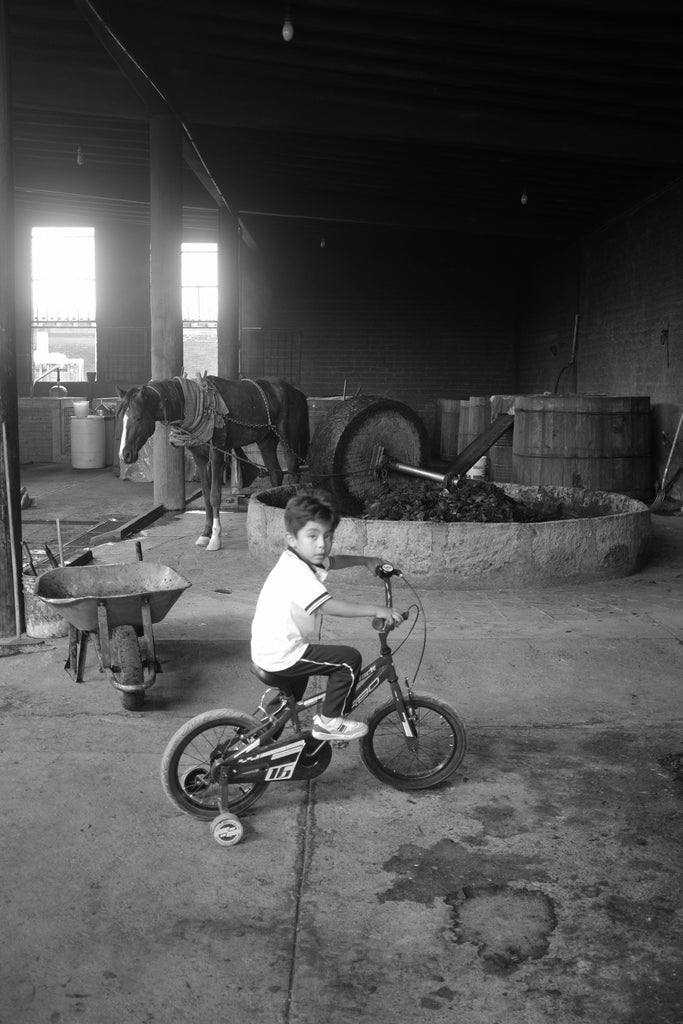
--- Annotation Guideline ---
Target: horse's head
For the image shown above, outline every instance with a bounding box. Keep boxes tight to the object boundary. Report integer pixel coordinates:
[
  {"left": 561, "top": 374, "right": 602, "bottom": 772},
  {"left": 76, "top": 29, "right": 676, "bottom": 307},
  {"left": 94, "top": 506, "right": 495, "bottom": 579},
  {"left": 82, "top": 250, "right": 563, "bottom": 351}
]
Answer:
[{"left": 116, "top": 384, "right": 161, "bottom": 464}]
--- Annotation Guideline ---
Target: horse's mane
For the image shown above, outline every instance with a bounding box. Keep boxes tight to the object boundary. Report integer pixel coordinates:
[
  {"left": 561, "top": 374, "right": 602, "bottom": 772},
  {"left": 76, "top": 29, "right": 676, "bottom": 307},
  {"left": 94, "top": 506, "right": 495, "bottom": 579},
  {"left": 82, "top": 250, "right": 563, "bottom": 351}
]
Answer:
[
  {"left": 119, "top": 378, "right": 184, "bottom": 421},
  {"left": 148, "top": 378, "right": 185, "bottom": 420}
]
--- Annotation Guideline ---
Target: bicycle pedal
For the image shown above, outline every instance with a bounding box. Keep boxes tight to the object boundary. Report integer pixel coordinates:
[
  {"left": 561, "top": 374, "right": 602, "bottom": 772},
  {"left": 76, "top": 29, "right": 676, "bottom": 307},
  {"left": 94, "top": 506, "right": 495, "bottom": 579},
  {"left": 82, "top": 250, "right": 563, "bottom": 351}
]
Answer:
[{"left": 330, "top": 740, "right": 350, "bottom": 749}]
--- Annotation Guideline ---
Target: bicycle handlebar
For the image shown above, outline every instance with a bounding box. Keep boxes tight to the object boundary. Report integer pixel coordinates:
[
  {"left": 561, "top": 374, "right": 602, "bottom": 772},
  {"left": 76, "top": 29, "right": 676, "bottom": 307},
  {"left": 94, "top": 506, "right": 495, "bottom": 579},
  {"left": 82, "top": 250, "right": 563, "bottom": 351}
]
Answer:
[{"left": 371, "top": 562, "right": 407, "bottom": 631}]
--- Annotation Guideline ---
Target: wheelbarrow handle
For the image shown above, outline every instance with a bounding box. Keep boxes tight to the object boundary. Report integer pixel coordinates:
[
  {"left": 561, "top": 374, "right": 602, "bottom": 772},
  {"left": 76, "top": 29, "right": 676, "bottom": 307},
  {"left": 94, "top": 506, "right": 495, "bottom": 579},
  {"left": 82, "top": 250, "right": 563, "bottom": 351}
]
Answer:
[{"left": 44, "top": 543, "right": 59, "bottom": 568}]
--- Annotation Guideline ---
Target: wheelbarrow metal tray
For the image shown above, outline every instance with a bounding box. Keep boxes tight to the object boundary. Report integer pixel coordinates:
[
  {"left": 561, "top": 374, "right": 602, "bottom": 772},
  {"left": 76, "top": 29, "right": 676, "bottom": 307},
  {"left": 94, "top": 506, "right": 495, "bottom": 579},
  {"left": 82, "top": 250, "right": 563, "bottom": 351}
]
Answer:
[{"left": 34, "top": 564, "right": 192, "bottom": 632}]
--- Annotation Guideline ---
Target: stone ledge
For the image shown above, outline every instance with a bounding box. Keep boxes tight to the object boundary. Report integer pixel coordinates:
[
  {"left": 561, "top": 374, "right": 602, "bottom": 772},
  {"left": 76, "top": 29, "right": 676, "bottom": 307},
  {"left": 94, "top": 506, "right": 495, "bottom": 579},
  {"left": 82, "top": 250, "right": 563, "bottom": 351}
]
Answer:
[{"left": 246, "top": 484, "right": 652, "bottom": 589}]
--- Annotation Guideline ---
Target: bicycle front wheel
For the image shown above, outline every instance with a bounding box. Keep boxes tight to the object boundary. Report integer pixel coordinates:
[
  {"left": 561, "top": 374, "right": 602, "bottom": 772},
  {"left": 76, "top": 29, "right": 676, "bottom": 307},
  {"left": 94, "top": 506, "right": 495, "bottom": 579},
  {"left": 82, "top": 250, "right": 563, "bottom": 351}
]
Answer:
[
  {"left": 161, "top": 709, "right": 269, "bottom": 821},
  {"left": 360, "top": 693, "right": 467, "bottom": 790}
]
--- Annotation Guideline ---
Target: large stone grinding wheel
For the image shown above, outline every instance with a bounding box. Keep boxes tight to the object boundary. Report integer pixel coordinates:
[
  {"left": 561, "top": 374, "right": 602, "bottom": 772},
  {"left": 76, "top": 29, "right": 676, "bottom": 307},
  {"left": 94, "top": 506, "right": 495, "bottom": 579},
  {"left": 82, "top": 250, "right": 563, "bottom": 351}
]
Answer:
[{"left": 306, "top": 396, "right": 430, "bottom": 513}]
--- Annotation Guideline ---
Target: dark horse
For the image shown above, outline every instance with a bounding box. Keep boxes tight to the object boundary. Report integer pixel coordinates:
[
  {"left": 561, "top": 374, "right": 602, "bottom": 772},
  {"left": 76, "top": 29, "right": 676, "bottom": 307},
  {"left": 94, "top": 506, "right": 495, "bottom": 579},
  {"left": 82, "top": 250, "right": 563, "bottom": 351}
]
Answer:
[{"left": 117, "top": 376, "right": 309, "bottom": 551}]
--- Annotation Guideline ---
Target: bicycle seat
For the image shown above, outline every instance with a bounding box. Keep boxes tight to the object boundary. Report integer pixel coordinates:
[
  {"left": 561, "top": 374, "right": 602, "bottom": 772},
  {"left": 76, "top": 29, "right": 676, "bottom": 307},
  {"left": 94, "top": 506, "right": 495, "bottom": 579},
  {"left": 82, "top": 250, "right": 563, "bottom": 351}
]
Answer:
[{"left": 250, "top": 663, "right": 302, "bottom": 696}]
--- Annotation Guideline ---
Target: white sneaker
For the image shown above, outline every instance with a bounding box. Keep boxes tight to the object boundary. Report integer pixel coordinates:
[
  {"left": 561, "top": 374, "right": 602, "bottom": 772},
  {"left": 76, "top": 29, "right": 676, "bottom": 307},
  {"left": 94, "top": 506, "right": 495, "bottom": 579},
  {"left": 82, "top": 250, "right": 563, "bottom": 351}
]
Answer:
[{"left": 311, "top": 714, "right": 368, "bottom": 741}]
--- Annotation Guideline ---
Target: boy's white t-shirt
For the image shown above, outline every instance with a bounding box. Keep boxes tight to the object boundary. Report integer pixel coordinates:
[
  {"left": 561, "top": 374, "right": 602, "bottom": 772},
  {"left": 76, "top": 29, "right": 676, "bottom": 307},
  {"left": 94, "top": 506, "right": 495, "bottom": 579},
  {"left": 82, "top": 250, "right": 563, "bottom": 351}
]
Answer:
[{"left": 250, "top": 549, "right": 331, "bottom": 671}]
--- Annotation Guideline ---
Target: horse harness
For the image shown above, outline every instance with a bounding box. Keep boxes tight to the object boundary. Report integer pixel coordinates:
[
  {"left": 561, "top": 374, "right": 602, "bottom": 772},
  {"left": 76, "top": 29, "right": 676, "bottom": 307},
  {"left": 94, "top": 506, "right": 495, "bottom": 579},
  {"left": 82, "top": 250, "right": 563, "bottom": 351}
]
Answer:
[{"left": 146, "top": 375, "right": 301, "bottom": 462}]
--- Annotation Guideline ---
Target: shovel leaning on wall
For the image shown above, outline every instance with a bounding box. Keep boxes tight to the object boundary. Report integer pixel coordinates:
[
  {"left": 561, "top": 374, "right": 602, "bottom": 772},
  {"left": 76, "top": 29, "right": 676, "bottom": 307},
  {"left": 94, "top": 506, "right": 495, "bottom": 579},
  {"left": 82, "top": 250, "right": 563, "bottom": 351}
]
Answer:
[{"left": 650, "top": 409, "right": 683, "bottom": 512}]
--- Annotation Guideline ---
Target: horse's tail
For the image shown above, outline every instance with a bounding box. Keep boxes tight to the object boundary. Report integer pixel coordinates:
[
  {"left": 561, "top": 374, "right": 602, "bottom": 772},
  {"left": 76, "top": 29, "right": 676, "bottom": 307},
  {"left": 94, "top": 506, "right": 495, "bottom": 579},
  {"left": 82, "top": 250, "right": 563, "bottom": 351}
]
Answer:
[{"left": 277, "top": 381, "right": 310, "bottom": 462}]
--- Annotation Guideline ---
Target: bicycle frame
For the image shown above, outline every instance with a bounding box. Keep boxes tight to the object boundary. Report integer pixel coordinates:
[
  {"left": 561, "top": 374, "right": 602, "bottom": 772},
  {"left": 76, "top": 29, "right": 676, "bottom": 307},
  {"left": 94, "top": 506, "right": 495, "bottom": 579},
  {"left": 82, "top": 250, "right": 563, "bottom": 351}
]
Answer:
[
  {"left": 161, "top": 562, "right": 467, "bottom": 844},
  {"left": 206, "top": 567, "right": 419, "bottom": 810},
  {"left": 214, "top": 649, "right": 415, "bottom": 804}
]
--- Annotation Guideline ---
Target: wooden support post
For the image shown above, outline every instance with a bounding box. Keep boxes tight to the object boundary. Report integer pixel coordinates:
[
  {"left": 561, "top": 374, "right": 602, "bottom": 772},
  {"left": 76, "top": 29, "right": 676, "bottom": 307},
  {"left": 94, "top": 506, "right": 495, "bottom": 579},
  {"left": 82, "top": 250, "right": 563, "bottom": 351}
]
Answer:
[
  {"left": 0, "top": 0, "right": 23, "bottom": 638},
  {"left": 150, "top": 114, "right": 185, "bottom": 510},
  {"left": 217, "top": 207, "right": 239, "bottom": 379}
]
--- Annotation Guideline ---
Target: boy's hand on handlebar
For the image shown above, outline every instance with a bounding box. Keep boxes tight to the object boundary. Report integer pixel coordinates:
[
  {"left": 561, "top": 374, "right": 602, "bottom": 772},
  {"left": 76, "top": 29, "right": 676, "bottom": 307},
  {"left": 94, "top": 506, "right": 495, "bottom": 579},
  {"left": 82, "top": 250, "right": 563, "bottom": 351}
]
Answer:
[{"left": 374, "top": 607, "right": 407, "bottom": 628}]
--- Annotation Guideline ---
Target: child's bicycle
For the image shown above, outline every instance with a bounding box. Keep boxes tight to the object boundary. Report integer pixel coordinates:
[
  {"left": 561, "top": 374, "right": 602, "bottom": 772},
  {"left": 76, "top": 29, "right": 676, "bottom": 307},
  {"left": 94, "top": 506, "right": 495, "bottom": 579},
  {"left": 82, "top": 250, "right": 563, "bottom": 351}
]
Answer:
[{"left": 160, "top": 563, "right": 467, "bottom": 846}]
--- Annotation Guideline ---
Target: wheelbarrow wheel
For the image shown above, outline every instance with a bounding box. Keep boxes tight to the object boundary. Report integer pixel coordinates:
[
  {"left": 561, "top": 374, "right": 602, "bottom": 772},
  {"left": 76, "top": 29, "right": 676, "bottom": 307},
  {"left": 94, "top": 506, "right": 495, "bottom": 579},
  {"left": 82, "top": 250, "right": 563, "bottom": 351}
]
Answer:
[
  {"left": 122, "top": 690, "right": 145, "bottom": 711},
  {"left": 112, "top": 625, "right": 145, "bottom": 709}
]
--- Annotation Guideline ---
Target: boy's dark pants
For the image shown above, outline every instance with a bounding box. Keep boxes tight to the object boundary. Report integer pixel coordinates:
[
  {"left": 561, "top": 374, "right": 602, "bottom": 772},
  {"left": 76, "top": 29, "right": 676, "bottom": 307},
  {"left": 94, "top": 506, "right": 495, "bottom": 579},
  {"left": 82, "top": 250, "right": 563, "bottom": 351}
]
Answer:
[{"left": 273, "top": 643, "right": 362, "bottom": 717}]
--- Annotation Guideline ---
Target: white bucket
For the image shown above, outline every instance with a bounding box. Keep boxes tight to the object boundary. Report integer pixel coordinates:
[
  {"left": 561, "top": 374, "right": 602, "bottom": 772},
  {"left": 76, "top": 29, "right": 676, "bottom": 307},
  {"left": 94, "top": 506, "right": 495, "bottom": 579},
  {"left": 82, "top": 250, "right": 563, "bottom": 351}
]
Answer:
[
  {"left": 466, "top": 455, "right": 488, "bottom": 480},
  {"left": 23, "top": 575, "right": 69, "bottom": 638},
  {"left": 72, "top": 400, "right": 90, "bottom": 419},
  {"left": 71, "top": 415, "right": 106, "bottom": 469}
]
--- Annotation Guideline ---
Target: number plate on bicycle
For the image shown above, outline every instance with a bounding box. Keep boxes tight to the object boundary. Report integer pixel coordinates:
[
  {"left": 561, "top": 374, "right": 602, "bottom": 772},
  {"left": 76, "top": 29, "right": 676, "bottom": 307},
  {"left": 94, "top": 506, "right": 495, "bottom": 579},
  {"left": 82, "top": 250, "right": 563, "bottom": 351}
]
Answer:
[{"left": 231, "top": 737, "right": 307, "bottom": 782}]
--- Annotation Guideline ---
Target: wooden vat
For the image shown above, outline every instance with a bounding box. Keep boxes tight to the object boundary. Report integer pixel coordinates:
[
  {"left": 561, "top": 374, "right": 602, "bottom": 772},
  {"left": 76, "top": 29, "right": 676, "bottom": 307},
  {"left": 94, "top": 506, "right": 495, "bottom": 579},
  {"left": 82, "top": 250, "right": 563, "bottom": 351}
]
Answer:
[
  {"left": 457, "top": 396, "right": 489, "bottom": 454},
  {"left": 512, "top": 394, "right": 651, "bottom": 500},
  {"left": 437, "top": 399, "right": 460, "bottom": 460}
]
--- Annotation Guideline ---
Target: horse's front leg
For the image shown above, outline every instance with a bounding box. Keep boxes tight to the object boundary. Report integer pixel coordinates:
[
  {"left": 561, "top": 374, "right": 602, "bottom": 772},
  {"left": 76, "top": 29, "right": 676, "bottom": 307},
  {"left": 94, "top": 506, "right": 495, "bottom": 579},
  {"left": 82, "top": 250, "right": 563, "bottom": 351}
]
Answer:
[
  {"left": 258, "top": 436, "right": 284, "bottom": 488},
  {"left": 193, "top": 453, "right": 213, "bottom": 548},
  {"left": 205, "top": 448, "right": 225, "bottom": 551}
]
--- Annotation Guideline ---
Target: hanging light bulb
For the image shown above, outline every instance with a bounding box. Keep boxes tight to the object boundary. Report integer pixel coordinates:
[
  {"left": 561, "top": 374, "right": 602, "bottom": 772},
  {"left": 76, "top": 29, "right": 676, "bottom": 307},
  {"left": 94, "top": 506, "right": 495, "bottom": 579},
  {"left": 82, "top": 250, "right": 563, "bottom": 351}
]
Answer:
[
  {"left": 282, "top": 6, "right": 294, "bottom": 41},
  {"left": 520, "top": 190, "right": 528, "bottom": 206}
]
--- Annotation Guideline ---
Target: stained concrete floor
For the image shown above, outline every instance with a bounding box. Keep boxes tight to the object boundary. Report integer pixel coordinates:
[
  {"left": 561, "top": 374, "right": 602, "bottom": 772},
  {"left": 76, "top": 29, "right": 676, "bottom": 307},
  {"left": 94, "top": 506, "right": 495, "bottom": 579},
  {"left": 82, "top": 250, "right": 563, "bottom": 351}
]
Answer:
[{"left": 2, "top": 463, "right": 682, "bottom": 1024}]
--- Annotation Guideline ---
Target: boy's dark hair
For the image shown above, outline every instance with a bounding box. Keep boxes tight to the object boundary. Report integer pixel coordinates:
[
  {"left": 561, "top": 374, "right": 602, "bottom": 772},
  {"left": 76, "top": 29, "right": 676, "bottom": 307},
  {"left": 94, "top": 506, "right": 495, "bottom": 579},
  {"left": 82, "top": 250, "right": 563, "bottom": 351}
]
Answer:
[{"left": 285, "top": 490, "right": 340, "bottom": 535}]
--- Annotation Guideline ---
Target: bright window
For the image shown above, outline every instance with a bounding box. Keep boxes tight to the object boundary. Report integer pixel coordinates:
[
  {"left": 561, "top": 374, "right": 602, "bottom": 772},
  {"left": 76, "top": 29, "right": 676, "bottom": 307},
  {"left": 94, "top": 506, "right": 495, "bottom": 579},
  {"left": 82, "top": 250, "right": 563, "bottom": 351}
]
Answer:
[
  {"left": 182, "top": 242, "right": 218, "bottom": 375},
  {"left": 31, "top": 226, "right": 96, "bottom": 381}
]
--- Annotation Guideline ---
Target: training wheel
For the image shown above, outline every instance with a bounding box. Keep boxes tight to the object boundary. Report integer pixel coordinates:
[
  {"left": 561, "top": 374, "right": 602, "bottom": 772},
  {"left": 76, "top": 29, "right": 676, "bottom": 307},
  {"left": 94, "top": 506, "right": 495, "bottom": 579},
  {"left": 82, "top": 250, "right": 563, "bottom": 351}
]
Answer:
[{"left": 210, "top": 812, "right": 244, "bottom": 847}]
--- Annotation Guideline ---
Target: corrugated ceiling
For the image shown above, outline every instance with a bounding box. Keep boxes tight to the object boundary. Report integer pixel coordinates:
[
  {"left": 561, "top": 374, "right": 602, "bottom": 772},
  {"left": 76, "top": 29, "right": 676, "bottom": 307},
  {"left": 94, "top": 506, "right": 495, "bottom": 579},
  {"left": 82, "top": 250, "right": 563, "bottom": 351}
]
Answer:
[{"left": 8, "top": 0, "right": 683, "bottom": 240}]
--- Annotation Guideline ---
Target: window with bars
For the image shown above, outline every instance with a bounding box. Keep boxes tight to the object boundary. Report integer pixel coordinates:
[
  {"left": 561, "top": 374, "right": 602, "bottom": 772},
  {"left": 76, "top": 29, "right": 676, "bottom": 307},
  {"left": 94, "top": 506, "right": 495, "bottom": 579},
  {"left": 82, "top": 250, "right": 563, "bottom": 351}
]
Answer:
[
  {"left": 31, "top": 226, "right": 97, "bottom": 380},
  {"left": 242, "top": 329, "right": 302, "bottom": 381},
  {"left": 182, "top": 242, "right": 218, "bottom": 376}
]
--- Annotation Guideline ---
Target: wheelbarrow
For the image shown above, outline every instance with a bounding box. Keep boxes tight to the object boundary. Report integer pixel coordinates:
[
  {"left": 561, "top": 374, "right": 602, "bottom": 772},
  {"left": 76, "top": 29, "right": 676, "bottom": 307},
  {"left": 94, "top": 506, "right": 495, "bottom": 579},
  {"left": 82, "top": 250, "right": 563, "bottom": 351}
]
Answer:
[{"left": 34, "top": 548, "right": 191, "bottom": 710}]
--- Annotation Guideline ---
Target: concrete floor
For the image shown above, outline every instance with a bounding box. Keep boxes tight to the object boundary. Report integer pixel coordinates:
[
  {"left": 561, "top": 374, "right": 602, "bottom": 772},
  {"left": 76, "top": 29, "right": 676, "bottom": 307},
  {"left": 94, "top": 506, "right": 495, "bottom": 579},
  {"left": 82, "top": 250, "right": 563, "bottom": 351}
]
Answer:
[{"left": 2, "top": 463, "right": 682, "bottom": 1024}]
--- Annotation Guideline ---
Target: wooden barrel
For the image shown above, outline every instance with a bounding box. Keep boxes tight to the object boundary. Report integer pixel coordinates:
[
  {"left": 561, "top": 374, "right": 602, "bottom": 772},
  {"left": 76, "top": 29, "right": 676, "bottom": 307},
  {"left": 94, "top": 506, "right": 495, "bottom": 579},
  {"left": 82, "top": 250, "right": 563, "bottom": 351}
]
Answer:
[
  {"left": 456, "top": 399, "right": 470, "bottom": 453},
  {"left": 458, "top": 396, "right": 489, "bottom": 453},
  {"left": 438, "top": 399, "right": 460, "bottom": 460},
  {"left": 488, "top": 421, "right": 515, "bottom": 483},
  {"left": 307, "top": 395, "right": 430, "bottom": 513},
  {"left": 432, "top": 399, "right": 443, "bottom": 457},
  {"left": 512, "top": 394, "right": 652, "bottom": 499}
]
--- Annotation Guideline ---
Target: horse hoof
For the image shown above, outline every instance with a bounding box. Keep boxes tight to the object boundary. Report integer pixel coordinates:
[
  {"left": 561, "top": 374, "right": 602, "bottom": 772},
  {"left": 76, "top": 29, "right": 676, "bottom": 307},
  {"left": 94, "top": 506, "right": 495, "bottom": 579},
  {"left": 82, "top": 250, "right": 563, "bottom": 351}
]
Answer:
[
  {"left": 206, "top": 538, "right": 222, "bottom": 551},
  {"left": 196, "top": 536, "right": 210, "bottom": 547}
]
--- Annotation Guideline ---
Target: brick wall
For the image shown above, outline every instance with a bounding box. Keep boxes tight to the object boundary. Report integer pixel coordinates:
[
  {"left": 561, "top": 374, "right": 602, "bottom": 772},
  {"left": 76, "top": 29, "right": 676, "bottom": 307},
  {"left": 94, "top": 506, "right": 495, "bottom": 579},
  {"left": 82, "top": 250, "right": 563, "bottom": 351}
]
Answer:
[
  {"left": 242, "top": 221, "right": 520, "bottom": 440},
  {"left": 20, "top": 175, "right": 683, "bottom": 476},
  {"left": 578, "top": 184, "right": 683, "bottom": 406},
  {"left": 516, "top": 243, "right": 581, "bottom": 395},
  {"left": 516, "top": 175, "right": 683, "bottom": 482}
]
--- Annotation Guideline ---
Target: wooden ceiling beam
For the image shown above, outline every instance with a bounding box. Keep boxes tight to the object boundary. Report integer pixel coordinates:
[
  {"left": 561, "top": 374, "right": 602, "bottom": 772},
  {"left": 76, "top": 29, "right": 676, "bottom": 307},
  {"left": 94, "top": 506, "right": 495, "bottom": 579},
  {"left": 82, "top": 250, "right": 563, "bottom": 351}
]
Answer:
[{"left": 176, "top": 81, "right": 683, "bottom": 165}]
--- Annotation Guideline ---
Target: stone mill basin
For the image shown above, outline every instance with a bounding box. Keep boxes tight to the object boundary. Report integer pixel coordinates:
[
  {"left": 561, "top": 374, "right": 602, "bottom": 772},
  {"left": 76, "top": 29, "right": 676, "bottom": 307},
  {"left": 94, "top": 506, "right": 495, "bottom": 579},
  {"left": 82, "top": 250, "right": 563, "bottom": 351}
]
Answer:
[{"left": 246, "top": 484, "right": 652, "bottom": 589}]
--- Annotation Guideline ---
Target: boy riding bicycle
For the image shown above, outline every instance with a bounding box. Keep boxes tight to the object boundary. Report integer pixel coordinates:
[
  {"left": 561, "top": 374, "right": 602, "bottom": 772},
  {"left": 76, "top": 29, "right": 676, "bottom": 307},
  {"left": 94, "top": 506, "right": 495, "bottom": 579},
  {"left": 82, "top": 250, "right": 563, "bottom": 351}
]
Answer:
[{"left": 250, "top": 490, "right": 406, "bottom": 742}]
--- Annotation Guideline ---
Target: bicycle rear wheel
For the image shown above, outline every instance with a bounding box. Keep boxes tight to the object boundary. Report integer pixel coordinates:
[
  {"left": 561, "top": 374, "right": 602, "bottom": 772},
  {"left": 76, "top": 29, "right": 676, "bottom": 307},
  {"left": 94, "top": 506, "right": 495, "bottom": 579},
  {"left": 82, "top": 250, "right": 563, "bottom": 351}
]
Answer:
[
  {"left": 360, "top": 693, "right": 467, "bottom": 790},
  {"left": 161, "top": 709, "right": 269, "bottom": 821}
]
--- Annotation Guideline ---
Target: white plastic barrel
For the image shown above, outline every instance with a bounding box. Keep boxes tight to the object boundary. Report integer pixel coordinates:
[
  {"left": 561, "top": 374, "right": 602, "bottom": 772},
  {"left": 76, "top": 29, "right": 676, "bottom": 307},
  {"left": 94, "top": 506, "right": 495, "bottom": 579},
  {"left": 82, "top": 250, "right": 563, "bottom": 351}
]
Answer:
[{"left": 71, "top": 415, "right": 106, "bottom": 469}]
